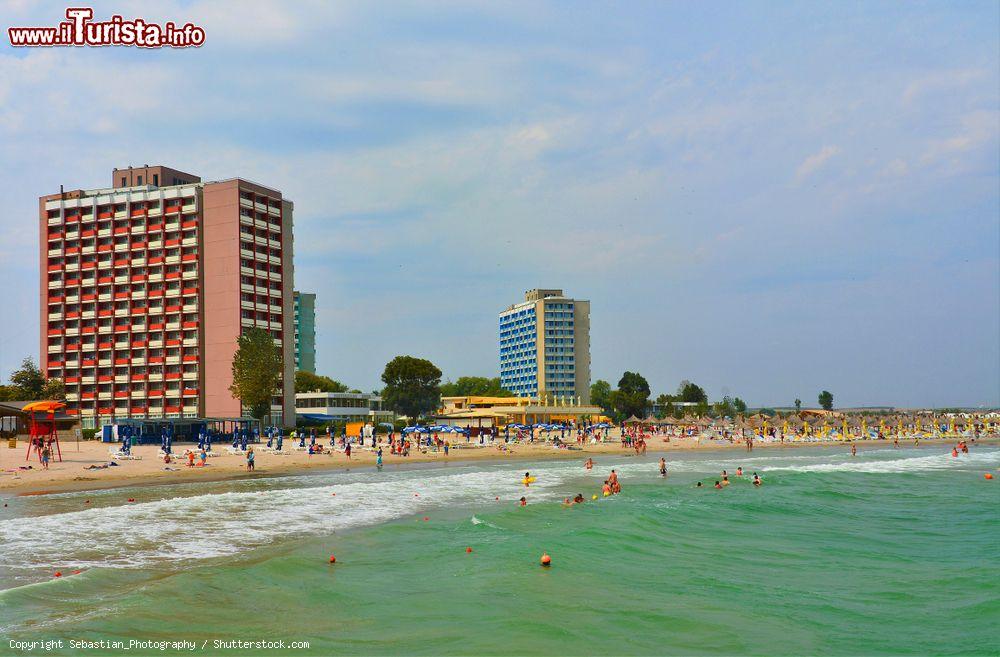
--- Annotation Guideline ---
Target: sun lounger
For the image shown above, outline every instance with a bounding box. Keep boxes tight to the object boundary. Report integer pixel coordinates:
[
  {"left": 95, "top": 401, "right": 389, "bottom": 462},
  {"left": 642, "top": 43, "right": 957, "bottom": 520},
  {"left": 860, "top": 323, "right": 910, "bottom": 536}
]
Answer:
[{"left": 108, "top": 447, "right": 141, "bottom": 460}]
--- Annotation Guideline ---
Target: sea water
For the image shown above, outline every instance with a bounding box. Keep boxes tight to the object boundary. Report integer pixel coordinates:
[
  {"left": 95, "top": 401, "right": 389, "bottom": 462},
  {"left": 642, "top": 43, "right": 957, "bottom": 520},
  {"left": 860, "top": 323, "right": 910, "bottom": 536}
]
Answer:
[{"left": 1, "top": 445, "right": 998, "bottom": 656}]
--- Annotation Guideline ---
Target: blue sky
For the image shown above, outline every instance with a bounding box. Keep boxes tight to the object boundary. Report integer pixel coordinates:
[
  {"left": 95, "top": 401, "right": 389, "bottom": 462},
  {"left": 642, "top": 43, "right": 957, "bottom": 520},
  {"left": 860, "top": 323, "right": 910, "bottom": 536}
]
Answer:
[{"left": 1, "top": 0, "right": 997, "bottom": 407}]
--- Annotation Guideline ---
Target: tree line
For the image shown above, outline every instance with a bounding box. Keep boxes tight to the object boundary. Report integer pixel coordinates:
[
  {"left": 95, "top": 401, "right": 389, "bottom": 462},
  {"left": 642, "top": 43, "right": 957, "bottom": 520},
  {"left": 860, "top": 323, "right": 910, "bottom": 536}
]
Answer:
[{"left": 0, "top": 358, "right": 65, "bottom": 402}]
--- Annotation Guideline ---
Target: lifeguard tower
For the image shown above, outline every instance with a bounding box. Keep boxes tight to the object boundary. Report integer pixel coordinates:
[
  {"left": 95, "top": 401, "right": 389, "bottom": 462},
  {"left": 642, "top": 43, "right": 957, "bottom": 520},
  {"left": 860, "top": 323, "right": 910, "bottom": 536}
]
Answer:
[{"left": 22, "top": 401, "right": 65, "bottom": 463}]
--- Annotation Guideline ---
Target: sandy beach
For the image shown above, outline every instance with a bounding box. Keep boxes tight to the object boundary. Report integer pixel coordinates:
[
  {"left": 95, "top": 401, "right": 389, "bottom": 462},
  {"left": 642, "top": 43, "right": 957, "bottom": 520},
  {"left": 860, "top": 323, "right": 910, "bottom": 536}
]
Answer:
[{"left": 1, "top": 433, "right": 990, "bottom": 496}]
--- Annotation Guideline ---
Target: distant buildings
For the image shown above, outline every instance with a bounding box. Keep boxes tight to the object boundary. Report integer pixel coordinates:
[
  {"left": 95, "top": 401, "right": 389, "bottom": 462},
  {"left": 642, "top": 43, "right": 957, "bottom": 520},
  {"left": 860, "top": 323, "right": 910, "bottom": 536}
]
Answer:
[
  {"left": 294, "top": 391, "right": 393, "bottom": 425},
  {"left": 39, "top": 165, "right": 296, "bottom": 428},
  {"left": 437, "top": 395, "right": 604, "bottom": 429},
  {"left": 293, "top": 291, "right": 316, "bottom": 373},
  {"left": 499, "top": 289, "right": 591, "bottom": 404}
]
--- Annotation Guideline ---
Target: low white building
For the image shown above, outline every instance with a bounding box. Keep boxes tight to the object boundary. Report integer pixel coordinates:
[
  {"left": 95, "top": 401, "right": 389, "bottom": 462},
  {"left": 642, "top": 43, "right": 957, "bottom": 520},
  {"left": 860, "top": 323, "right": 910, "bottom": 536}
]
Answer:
[{"left": 294, "top": 391, "right": 394, "bottom": 425}]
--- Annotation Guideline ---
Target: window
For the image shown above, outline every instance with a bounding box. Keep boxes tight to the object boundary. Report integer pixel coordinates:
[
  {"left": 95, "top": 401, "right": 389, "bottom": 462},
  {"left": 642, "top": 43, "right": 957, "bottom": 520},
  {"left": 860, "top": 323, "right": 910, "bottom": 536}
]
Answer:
[
  {"left": 153, "top": 174, "right": 159, "bottom": 186},
  {"left": 121, "top": 177, "right": 126, "bottom": 186},
  {"left": 137, "top": 175, "right": 143, "bottom": 185}
]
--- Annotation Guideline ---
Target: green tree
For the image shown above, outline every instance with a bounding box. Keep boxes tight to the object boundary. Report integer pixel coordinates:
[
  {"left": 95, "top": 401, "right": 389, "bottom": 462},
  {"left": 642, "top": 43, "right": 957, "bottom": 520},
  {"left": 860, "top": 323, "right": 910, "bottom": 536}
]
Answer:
[
  {"left": 677, "top": 380, "right": 708, "bottom": 404},
  {"left": 381, "top": 356, "right": 442, "bottom": 420},
  {"left": 10, "top": 357, "right": 45, "bottom": 399},
  {"left": 295, "top": 370, "right": 348, "bottom": 394},
  {"left": 818, "top": 390, "right": 834, "bottom": 411},
  {"left": 440, "top": 376, "right": 513, "bottom": 397},
  {"left": 713, "top": 396, "right": 736, "bottom": 418},
  {"left": 619, "top": 371, "right": 651, "bottom": 397},
  {"left": 610, "top": 371, "right": 651, "bottom": 420},
  {"left": 229, "top": 328, "right": 283, "bottom": 420},
  {"left": 794, "top": 398, "right": 802, "bottom": 412},
  {"left": 733, "top": 397, "right": 747, "bottom": 413},
  {"left": 0, "top": 385, "right": 16, "bottom": 401},
  {"left": 40, "top": 378, "right": 66, "bottom": 402},
  {"left": 590, "top": 380, "right": 613, "bottom": 415}
]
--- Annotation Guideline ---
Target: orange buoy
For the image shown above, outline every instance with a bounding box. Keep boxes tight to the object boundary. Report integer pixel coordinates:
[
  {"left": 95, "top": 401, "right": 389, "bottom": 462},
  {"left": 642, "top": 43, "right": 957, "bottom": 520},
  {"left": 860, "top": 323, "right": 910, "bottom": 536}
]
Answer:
[
  {"left": 54, "top": 572, "right": 62, "bottom": 577},
  {"left": 540, "top": 553, "right": 551, "bottom": 567},
  {"left": 329, "top": 555, "right": 337, "bottom": 563},
  {"left": 986, "top": 473, "right": 994, "bottom": 480},
  {"left": 466, "top": 547, "right": 473, "bottom": 553}
]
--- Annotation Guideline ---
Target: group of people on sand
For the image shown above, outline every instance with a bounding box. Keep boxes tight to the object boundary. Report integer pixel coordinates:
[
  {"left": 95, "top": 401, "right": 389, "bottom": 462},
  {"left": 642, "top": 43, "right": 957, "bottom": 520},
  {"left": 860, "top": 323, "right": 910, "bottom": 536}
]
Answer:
[{"left": 703, "top": 466, "right": 761, "bottom": 490}]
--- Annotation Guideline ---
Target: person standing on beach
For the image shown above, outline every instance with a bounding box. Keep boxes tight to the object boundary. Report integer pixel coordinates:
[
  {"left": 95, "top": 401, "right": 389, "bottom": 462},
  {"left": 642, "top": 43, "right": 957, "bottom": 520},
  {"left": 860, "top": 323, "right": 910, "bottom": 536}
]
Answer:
[
  {"left": 345, "top": 442, "right": 352, "bottom": 460},
  {"left": 246, "top": 447, "right": 255, "bottom": 471},
  {"left": 41, "top": 444, "right": 50, "bottom": 469}
]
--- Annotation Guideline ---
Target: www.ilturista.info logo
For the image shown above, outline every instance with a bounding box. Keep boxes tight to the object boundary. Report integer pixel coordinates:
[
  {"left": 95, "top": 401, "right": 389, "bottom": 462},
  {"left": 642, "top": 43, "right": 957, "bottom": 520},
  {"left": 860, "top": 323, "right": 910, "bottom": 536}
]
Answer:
[{"left": 8, "top": 7, "right": 205, "bottom": 48}]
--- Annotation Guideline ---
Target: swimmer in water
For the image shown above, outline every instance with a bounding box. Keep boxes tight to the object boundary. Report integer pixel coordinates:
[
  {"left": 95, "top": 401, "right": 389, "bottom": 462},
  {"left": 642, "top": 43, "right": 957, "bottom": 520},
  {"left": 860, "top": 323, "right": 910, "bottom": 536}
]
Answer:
[
  {"left": 736, "top": 467, "right": 743, "bottom": 477},
  {"left": 584, "top": 458, "right": 593, "bottom": 470},
  {"left": 523, "top": 472, "right": 532, "bottom": 486},
  {"left": 519, "top": 496, "right": 527, "bottom": 507},
  {"left": 574, "top": 493, "right": 585, "bottom": 504},
  {"left": 602, "top": 481, "right": 612, "bottom": 496},
  {"left": 608, "top": 469, "right": 620, "bottom": 493},
  {"left": 851, "top": 443, "right": 857, "bottom": 457},
  {"left": 696, "top": 481, "right": 703, "bottom": 488},
  {"left": 721, "top": 475, "right": 730, "bottom": 487},
  {"left": 714, "top": 481, "right": 723, "bottom": 489},
  {"left": 753, "top": 473, "right": 761, "bottom": 486},
  {"left": 659, "top": 458, "right": 667, "bottom": 477}
]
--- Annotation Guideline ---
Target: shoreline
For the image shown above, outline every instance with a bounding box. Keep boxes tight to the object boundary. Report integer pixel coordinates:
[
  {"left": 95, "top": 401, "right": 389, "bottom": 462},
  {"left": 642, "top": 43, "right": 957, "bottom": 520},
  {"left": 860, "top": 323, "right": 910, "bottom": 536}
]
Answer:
[{"left": 2, "top": 435, "right": 994, "bottom": 498}]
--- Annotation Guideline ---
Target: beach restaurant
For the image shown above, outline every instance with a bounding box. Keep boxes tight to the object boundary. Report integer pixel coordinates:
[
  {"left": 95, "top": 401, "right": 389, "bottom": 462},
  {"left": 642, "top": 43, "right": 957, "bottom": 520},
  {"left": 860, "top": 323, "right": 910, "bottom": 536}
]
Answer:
[
  {"left": 0, "top": 400, "right": 76, "bottom": 439},
  {"left": 434, "top": 395, "right": 607, "bottom": 432}
]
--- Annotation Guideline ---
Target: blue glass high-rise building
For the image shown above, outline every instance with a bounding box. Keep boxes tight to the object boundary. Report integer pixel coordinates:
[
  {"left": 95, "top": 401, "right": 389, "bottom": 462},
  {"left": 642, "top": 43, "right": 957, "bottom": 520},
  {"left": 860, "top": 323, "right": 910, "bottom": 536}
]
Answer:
[{"left": 499, "top": 289, "right": 590, "bottom": 403}]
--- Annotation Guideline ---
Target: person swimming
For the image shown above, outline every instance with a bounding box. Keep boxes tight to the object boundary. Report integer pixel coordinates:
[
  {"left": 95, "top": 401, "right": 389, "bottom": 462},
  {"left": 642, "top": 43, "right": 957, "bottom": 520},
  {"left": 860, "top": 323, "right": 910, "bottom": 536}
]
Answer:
[
  {"left": 696, "top": 481, "right": 703, "bottom": 488},
  {"left": 602, "top": 481, "right": 612, "bottom": 496},
  {"left": 753, "top": 473, "right": 761, "bottom": 486},
  {"left": 721, "top": 475, "right": 730, "bottom": 487},
  {"left": 519, "top": 496, "right": 527, "bottom": 506},
  {"left": 736, "top": 467, "right": 743, "bottom": 477},
  {"left": 659, "top": 458, "right": 667, "bottom": 477},
  {"left": 584, "top": 458, "right": 593, "bottom": 470},
  {"left": 714, "top": 481, "right": 722, "bottom": 489},
  {"left": 574, "top": 493, "right": 584, "bottom": 504}
]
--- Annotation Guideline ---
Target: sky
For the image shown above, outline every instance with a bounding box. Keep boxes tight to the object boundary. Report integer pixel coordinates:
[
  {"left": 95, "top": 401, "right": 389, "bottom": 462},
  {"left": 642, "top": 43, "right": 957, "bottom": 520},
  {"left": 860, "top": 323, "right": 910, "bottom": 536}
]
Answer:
[{"left": 1, "top": 0, "right": 998, "bottom": 408}]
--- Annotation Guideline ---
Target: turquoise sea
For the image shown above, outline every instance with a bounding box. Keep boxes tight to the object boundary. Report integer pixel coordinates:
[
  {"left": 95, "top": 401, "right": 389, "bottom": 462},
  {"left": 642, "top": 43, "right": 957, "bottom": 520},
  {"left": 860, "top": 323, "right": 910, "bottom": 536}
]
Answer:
[{"left": 2, "top": 444, "right": 998, "bottom": 656}]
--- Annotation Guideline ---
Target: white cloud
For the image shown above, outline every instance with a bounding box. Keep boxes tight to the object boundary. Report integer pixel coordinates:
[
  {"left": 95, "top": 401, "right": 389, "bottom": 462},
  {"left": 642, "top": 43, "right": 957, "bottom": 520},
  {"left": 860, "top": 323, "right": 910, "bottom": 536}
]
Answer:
[{"left": 794, "top": 145, "right": 841, "bottom": 182}]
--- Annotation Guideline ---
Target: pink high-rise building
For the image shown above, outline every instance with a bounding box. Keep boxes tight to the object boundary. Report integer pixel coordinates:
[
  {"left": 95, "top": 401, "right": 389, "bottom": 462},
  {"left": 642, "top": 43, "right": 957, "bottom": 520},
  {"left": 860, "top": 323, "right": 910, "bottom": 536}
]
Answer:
[{"left": 39, "top": 165, "right": 296, "bottom": 428}]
